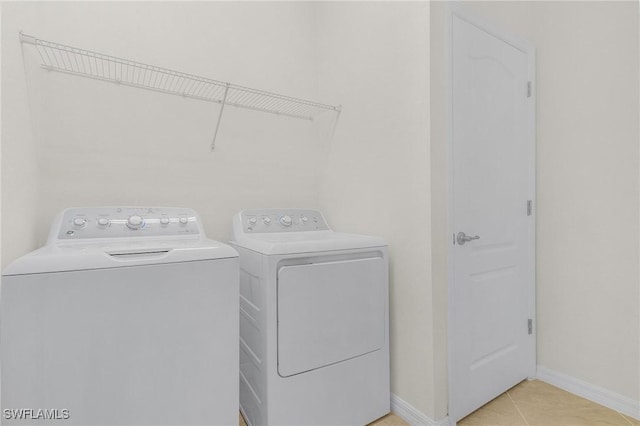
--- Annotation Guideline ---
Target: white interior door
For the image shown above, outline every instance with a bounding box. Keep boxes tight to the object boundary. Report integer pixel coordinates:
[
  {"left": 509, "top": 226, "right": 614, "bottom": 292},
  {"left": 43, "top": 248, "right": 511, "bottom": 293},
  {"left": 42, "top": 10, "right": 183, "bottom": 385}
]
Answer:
[{"left": 449, "top": 7, "right": 535, "bottom": 423}]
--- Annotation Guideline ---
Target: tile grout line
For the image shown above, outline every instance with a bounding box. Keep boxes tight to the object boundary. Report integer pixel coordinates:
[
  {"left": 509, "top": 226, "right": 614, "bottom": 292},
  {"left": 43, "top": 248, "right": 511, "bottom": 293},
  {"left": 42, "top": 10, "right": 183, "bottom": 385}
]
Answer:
[
  {"left": 507, "top": 391, "right": 530, "bottom": 426},
  {"left": 616, "top": 410, "right": 635, "bottom": 426}
]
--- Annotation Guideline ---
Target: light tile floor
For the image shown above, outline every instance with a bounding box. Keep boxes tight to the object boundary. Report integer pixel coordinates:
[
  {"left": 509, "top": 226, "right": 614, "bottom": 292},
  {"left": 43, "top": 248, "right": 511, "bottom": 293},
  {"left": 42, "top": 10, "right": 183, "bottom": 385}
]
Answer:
[
  {"left": 368, "top": 412, "right": 409, "bottom": 425},
  {"left": 460, "top": 380, "right": 640, "bottom": 426},
  {"left": 239, "top": 380, "right": 640, "bottom": 425}
]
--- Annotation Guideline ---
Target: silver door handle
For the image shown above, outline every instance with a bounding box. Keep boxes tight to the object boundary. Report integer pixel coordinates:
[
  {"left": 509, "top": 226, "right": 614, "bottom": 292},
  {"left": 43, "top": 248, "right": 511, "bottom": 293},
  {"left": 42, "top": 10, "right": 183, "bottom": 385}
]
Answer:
[{"left": 457, "top": 232, "right": 480, "bottom": 245}]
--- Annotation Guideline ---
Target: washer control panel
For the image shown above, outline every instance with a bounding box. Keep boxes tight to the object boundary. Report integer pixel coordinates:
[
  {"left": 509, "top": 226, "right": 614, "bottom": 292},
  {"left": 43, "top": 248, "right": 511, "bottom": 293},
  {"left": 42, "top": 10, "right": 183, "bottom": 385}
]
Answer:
[
  {"left": 56, "top": 207, "right": 201, "bottom": 240},
  {"left": 241, "top": 209, "right": 329, "bottom": 233}
]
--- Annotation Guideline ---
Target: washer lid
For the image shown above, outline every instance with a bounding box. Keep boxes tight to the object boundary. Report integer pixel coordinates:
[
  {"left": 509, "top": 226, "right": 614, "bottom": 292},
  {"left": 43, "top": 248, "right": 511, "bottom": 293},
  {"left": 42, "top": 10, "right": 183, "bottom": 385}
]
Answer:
[
  {"left": 2, "top": 238, "right": 238, "bottom": 276},
  {"left": 231, "top": 230, "right": 386, "bottom": 255}
]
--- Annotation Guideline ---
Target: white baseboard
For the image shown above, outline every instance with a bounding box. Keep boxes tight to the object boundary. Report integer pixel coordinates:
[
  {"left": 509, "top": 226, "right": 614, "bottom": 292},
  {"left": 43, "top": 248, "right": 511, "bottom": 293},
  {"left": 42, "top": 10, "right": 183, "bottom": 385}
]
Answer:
[
  {"left": 536, "top": 365, "right": 640, "bottom": 420},
  {"left": 391, "top": 393, "right": 450, "bottom": 426}
]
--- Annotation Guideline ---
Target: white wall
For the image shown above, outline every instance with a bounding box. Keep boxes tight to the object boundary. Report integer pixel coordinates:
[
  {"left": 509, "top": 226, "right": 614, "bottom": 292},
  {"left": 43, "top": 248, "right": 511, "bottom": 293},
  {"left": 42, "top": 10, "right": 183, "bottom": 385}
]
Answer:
[
  {"left": 2, "top": 1, "right": 333, "bottom": 266},
  {"left": 432, "top": 0, "right": 640, "bottom": 407},
  {"left": 1, "top": 3, "right": 41, "bottom": 268},
  {"left": 314, "top": 1, "right": 435, "bottom": 418},
  {"left": 530, "top": 1, "right": 639, "bottom": 402}
]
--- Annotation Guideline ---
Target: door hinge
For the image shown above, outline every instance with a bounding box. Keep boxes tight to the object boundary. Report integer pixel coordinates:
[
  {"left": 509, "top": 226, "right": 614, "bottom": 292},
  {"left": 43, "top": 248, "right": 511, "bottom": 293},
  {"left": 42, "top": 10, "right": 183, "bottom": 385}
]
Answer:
[
  {"left": 527, "top": 200, "right": 533, "bottom": 216},
  {"left": 527, "top": 81, "right": 532, "bottom": 98},
  {"left": 528, "top": 319, "right": 533, "bottom": 335}
]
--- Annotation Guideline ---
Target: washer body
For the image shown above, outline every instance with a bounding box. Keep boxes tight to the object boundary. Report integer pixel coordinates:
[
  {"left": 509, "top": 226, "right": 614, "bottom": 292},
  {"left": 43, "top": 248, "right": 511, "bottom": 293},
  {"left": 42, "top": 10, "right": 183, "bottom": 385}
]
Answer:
[
  {"left": 231, "top": 209, "right": 389, "bottom": 426},
  {"left": 1, "top": 207, "right": 239, "bottom": 426}
]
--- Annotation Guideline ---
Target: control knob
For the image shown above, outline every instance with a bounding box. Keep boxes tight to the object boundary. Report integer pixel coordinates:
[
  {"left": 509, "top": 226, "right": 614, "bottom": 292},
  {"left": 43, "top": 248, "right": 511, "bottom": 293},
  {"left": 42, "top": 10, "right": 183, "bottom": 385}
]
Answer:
[
  {"left": 97, "top": 218, "right": 110, "bottom": 227},
  {"left": 160, "top": 217, "right": 170, "bottom": 225},
  {"left": 263, "top": 217, "right": 272, "bottom": 225},
  {"left": 127, "top": 215, "right": 144, "bottom": 229},
  {"left": 301, "top": 216, "right": 308, "bottom": 224},
  {"left": 72, "top": 217, "right": 87, "bottom": 227},
  {"left": 248, "top": 217, "right": 257, "bottom": 226},
  {"left": 179, "top": 217, "right": 189, "bottom": 225},
  {"left": 280, "top": 215, "right": 292, "bottom": 227}
]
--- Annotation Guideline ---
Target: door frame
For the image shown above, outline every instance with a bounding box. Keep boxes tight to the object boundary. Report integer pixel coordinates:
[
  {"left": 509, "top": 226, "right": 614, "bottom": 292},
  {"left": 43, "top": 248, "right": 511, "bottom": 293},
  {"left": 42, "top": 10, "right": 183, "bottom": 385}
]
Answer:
[{"left": 445, "top": 3, "right": 537, "bottom": 423}]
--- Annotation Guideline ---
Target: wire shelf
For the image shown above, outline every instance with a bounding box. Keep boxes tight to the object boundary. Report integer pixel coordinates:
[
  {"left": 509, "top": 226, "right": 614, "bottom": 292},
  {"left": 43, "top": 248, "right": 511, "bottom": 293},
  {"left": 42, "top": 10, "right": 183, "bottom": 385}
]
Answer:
[{"left": 20, "top": 32, "right": 340, "bottom": 149}]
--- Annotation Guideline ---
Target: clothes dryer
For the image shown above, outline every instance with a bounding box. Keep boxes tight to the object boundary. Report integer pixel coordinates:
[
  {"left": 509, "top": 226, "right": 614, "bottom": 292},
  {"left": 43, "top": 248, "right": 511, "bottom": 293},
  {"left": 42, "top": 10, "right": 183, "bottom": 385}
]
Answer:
[
  {"left": 231, "top": 209, "right": 389, "bottom": 426},
  {"left": 1, "top": 207, "right": 238, "bottom": 426}
]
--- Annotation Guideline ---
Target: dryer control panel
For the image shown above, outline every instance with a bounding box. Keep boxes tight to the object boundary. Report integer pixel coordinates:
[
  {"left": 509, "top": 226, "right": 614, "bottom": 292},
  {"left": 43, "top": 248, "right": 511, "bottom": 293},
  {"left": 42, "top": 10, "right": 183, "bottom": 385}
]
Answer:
[
  {"left": 239, "top": 209, "right": 330, "bottom": 233},
  {"left": 53, "top": 207, "right": 201, "bottom": 241}
]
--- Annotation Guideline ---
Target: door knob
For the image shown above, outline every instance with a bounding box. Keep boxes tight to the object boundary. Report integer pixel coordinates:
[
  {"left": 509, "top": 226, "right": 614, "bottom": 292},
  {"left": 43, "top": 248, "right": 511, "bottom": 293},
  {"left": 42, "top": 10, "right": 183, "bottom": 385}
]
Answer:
[{"left": 457, "top": 232, "right": 480, "bottom": 245}]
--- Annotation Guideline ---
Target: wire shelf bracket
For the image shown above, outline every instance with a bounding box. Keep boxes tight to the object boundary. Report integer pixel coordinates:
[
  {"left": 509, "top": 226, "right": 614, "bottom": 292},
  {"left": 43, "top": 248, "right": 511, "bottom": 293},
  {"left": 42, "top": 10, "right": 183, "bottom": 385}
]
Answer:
[{"left": 20, "top": 32, "right": 341, "bottom": 150}]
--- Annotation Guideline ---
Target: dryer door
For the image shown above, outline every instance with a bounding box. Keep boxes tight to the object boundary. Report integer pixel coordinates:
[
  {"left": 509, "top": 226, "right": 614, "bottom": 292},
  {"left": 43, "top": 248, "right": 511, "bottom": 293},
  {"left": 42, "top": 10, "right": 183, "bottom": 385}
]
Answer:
[{"left": 277, "top": 256, "right": 386, "bottom": 377}]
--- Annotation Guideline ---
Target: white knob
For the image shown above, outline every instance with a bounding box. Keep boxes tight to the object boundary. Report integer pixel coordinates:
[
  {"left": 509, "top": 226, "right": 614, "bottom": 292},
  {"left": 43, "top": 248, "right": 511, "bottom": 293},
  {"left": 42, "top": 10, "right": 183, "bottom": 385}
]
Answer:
[
  {"left": 301, "top": 216, "right": 308, "bottom": 224},
  {"left": 248, "top": 217, "right": 257, "bottom": 225},
  {"left": 280, "top": 215, "right": 292, "bottom": 227},
  {"left": 72, "top": 217, "right": 87, "bottom": 227},
  {"left": 160, "top": 217, "right": 170, "bottom": 225},
  {"left": 127, "top": 215, "right": 144, "bottom": 229},
  {"left": 97, "top": 218, "right": 110, "bottom": 226},
  {"left": 179, "top": 217, "right": 188, "bottom": 225},
  {"left": 263, "top": 217, "right": 272, "bottom": 225}
]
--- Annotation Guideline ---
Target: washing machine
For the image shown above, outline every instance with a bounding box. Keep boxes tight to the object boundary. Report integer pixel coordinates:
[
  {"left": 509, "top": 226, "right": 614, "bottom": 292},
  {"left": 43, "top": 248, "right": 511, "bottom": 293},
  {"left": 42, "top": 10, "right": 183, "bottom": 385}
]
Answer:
[
  {"left": 231, "top": 209, "right": 389, "bottom": 426},
  {"left": 1, "top": 207, "right": 239, "bottom": 426}
]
